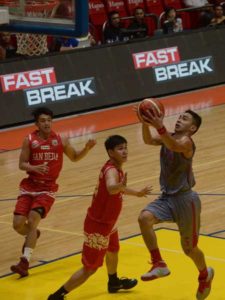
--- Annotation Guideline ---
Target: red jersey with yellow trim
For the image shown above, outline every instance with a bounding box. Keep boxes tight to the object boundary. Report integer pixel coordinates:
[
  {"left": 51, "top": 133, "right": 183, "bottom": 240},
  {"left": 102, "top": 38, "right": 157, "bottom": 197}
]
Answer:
[
  {"left": 87, "top": 160, "right": 124, "bottom": 226},
  {"left": 27, "top": 130, "right": 63, "bottom": 183}
]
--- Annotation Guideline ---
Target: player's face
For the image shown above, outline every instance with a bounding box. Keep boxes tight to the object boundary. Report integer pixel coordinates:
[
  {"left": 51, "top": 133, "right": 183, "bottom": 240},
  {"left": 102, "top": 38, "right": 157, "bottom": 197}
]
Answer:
[
  {"left": 175, "top": 112, "right": 196, "bottom": 133},
  {"left": 110, "top": 143, "right": 128, "bottom": 163},
  {"left": 36, "top": 114, "right": 52, "bottom": 135}
]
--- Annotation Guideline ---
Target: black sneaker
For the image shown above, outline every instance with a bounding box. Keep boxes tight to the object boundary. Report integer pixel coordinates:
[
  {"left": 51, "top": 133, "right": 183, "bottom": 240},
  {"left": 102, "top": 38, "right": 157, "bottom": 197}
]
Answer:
[
  {"left": 108, "top": 277, "right": 138, "bottom": 293},
  {"left": 47, "top": 295, "right": 65, "bottom": 300}
]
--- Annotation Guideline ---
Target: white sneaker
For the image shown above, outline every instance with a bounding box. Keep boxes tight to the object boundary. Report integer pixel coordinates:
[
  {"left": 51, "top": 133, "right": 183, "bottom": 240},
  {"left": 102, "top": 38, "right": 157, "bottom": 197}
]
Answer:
[
  {"left": 141, "top": 261, "right": 171, "bottom": 281},
  {"left": 196, "top": 267, "right": 214, "bottom": 300}
]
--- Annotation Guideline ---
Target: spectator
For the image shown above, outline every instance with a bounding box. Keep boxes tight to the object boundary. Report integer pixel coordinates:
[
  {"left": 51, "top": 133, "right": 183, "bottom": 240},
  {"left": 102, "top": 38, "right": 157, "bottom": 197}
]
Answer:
[
  {"left": 80, "top": 33, "right": 97, "bottom": 47},
  {"left": 183, "top": 0, "right": 213, "bottom": 27},
  {"left": 103, "top": 11, "right": 126, "bottom": 44},
  {"left": 209, "top": 5, "right": 225, "bottom": 26},
  {"left": 162, "top": 7, "right": 183, "bottom": 34},
  {"left": 0, "top": 32, "right": 17, "bottom": 60},
  {"left": 127, "top": 7, "right": 149, "bottom": 39},
  {"left": 87, "top": 33, "right": 97, "bottom": 47},
  {"left": 49, "top": 33, "right": 96, "bottom": 52},
  {"left": 52, "top": 36, "right": 79, "bottom": 52}
]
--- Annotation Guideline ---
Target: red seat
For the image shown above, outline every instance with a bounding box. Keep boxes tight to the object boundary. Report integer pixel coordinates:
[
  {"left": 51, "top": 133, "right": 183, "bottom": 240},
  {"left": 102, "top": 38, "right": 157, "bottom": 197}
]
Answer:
[
  {"left": 162, "top": 0, "right": 183, "bottom": 9},
  {"left": 104, "top": 0, "right": 129, "bottom": 17},
  {"left": 145, "top": 15, "right": 158, "bottom": 35},
  {"left": 124, "top": 0, "right": 145, "bottom": 15},
  {"left": 89, "top": 0, "right": 107, "bottom": 25},
  {"left": 89, "top": 0, "right": 108, "bottom": 43},
  {"left": 144, "top": 0, "right": 164, "bottom": 15},
  {"left": 181, "top": 0, "right": 204, "bottom": 29}
]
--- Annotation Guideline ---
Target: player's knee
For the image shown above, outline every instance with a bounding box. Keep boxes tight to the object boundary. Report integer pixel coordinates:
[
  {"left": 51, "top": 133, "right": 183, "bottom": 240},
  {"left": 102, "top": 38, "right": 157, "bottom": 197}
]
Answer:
[
  {"left": 13, "top": 220, "right": 24, "bottom": 232},
  {"left": 27, "top": 219, "right": 38, "bottom": 231},
  {"left": 84, "top": 267, "right": 97, "bottom": 278},
  {"left": 182, "top": 246, "right": 193, "bottom": 256},
  {"left": 138, "top": 210, "right": 154, "bottom": 227},
  {"left": 27, "top": 210, "right": 42, "bottom": 230}
]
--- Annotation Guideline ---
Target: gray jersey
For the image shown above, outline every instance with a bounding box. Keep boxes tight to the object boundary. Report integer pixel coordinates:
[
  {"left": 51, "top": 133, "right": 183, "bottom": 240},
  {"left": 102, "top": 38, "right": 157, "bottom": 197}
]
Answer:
[{"left": 159, "top": 137, "right": 196, "bottom": 195}]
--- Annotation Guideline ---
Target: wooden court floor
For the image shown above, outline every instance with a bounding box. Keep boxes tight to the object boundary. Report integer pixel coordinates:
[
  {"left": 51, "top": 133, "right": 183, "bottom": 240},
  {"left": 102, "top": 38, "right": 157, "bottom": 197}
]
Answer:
[{"left": 0, "top": 85, "right": 225, "bottom": 299}]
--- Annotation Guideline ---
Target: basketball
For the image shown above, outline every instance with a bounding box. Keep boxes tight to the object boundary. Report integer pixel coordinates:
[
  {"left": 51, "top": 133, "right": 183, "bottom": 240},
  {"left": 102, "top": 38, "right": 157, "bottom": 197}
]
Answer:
[{"left": 137, "top": 98, "right": 165, "bottom": 124}]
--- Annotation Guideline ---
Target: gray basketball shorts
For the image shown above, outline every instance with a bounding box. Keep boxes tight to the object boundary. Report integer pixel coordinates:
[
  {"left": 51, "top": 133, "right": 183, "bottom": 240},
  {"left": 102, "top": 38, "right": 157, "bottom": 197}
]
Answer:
[{"left": 143, "top": 191, "right": 201, "bottom": 249}]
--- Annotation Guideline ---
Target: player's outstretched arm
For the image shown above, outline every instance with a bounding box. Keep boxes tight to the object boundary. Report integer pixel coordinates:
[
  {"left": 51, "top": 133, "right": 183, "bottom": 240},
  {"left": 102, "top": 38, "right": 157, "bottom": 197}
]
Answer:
[
  {"left": 106, "top": 169, "right": 153, "bottom": 197},
  {"left": 62, "top": 136, "right": 96, "bottom": 162},
  {"left": 134, "top": 103, "right": 162, "bottom": 146},
  {"left": 142, "top": 123, "right": 162, "bottom": 146},
  {"left": 124, "top": 185, "right": 153, "bottom": 197}
]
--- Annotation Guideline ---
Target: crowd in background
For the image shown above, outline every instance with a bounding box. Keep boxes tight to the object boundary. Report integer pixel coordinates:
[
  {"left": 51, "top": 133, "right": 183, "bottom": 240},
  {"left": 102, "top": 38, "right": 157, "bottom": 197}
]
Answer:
[
  {"left": 0, "top": 0, "right": 225, "bottom": 60},
  {"left": 100, "top": 0, "right": 225, "bottom": 44}
]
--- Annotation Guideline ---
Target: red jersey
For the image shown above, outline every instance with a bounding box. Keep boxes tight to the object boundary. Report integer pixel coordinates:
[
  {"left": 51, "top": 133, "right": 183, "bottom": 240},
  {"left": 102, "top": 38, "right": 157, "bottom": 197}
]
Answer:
[
  {"left": 87, "top": 160, "right": 124, "bottom": 226},
  {"left": 27, "top": 130, "right": 63, "bottom": 183}
]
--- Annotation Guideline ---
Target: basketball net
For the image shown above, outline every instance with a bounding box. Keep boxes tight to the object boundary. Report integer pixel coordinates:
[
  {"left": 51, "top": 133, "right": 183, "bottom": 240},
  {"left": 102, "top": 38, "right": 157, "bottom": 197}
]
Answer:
[
  {"left": 16, "top": 33, "right": 48, "bottom": 56},
  {"left": 15, "top": 1, "right": 58, "bottom": 56}
]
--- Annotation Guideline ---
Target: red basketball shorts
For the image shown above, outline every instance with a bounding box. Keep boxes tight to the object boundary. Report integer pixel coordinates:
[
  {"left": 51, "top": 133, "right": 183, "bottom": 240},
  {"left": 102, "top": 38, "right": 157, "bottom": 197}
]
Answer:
[
  {"left": 82, "top": 215, "right": 120, "bottom": 270},
  {"left": 14, "top": 178, "right": 56, "bottom": 218}
]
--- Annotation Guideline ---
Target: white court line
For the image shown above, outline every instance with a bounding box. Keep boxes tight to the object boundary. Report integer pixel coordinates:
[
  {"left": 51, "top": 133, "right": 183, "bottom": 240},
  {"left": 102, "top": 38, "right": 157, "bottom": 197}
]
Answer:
[
  {"left": 38, "top": 226, "right": 83, "bottom": 237},
  {"left": 122, "top": 241, "right": 225, "bottom": 263},
  {"left": 0, "top": 220, "right": 83, "bottom": 236}
]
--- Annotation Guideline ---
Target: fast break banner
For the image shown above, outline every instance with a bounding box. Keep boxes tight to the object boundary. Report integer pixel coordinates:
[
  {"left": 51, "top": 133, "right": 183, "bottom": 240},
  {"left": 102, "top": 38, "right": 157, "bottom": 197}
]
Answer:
[{"left": 0, "top": 26, "right": 225, "bottom": 128}]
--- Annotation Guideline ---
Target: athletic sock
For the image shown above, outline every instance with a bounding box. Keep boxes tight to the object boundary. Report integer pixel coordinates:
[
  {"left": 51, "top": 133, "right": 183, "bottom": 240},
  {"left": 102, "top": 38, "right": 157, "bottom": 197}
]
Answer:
[
  {"left": 108, "top": 273, "right": 118, "bottom": 284},
  {"left": 150, "top": 248, "right": 163, "bottom": 264},
  {"left": 22, "top": 247, "right": 33, "bottom": 262},
  {"left": 199, "top": 267, "right": 208, "bottom": 279}
]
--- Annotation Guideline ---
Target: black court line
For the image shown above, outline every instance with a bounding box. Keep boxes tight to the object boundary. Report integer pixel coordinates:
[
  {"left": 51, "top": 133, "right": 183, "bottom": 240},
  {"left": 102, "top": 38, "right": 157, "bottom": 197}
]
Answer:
[
  {"left": 1, "top": 227, "right": 225, "bottom": 279},
  {"left": 208, "top": 229, "right": 225, "bottom": 236},
  {"left": 0, "top": 193, "right": 225, "bottom": 202}
]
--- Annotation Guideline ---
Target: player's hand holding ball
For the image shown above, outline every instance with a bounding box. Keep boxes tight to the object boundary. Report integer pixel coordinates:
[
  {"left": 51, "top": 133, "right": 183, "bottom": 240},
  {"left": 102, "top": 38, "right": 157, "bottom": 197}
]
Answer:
[{"left": 136, "top": 98, "right": 165, "bottom": 128}]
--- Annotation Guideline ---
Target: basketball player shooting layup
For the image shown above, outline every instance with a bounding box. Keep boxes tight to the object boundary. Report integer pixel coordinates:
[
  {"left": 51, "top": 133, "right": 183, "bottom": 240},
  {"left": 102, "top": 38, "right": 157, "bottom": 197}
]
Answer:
[
  {"left": 137, "top": 105, "right": 214, "bottom": 300},
  {"left": 10, "top": 107, "right": 96, "bottom": 277}
]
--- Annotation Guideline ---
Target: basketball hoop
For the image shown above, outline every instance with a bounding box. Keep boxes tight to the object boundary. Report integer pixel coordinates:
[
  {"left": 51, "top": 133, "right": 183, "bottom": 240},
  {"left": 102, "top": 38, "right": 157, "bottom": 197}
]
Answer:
[{"left": 0, "top": 1, "right": 59, "bottom": 56}]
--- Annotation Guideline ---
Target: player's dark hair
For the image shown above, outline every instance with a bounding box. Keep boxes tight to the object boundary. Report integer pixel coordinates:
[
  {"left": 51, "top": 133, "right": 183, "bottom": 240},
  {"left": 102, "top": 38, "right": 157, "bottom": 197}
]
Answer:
[
  {"left": 185, "top": 109, "right": 202, "bottom": 132},
  {"left": 105, "top": 135, "right": 127, "bottom": 151},
  {"left": 32, "top": 107, "right": 53, "bottom": 122}
]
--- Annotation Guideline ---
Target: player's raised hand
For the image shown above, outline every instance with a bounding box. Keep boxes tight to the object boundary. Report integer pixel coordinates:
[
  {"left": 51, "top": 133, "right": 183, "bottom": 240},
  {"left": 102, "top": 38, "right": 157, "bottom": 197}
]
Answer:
[
  {"left": 134, "top": 103, "right": 153, "bottom": 125},
  {"left": 144, "top": 107, "right": 164, "bottom": 129},
  {"left": 85, "top": 139, "right": 96, "bottom": 150}
]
